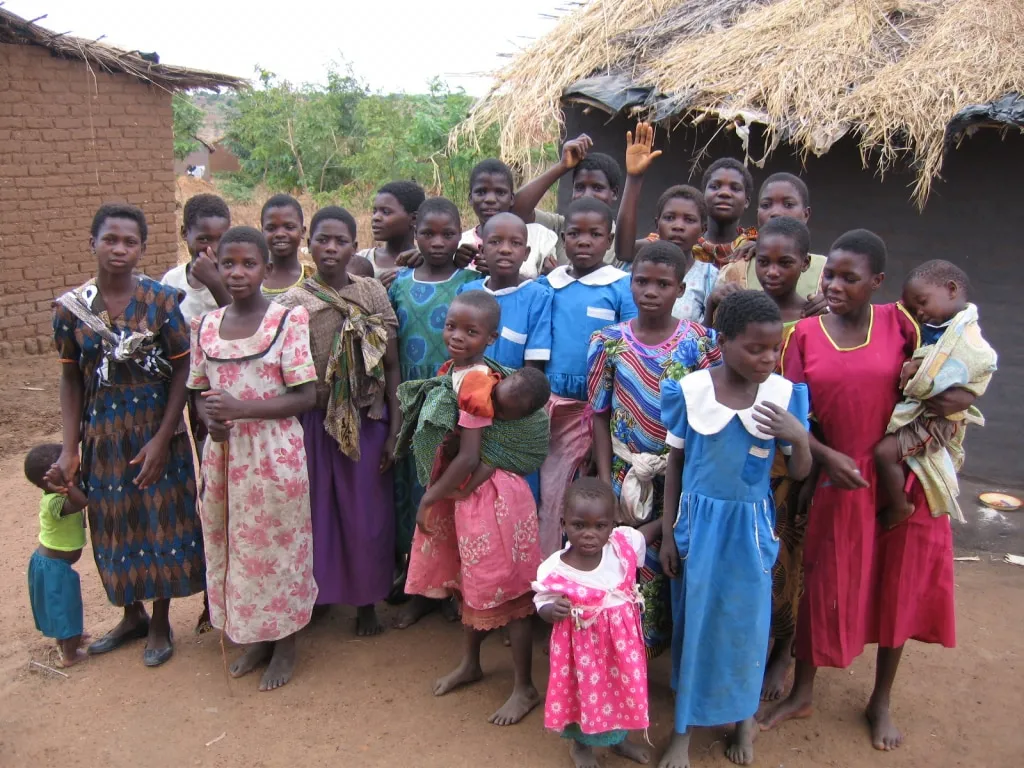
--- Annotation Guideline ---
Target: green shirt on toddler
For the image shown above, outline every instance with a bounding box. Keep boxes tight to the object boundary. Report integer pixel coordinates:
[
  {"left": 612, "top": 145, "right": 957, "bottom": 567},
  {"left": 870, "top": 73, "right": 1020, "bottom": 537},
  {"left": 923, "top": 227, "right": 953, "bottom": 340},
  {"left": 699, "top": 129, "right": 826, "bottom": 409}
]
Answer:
[{"left": 38, "top": 492, "right": 85, "bottom": 551}]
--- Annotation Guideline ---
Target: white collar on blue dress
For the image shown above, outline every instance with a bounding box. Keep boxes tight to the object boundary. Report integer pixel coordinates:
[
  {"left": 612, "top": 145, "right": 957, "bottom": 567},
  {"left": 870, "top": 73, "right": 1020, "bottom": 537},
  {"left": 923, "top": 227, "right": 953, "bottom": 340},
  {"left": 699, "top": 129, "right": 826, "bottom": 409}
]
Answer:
[
  {"left": 546, "top": 264, "right": 627, "bottom": 290},
  {"left": 682, "top": 369, "right": 794, "bottom": 439},
  {"left": 479, "top": 277, "right": 535, "bottom": 297}
]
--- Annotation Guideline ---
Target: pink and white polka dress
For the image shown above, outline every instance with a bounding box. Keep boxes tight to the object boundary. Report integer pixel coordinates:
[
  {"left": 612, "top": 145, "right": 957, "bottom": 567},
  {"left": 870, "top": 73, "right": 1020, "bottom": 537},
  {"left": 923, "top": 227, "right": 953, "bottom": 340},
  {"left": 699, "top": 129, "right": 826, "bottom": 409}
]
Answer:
[{"left": 534, "top": 528, "right": 650, "bottom": 735}]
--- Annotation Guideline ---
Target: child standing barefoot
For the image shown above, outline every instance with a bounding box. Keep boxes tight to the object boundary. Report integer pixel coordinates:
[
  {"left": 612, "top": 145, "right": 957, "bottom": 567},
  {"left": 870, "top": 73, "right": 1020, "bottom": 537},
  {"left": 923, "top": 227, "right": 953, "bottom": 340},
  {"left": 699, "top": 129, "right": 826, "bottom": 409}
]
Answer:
[
  {"left": 404, "top": 291, "right": 549, "bottom": 726},
  {"left": 188, "top": 227, "right": 319, "bottom": 692},
  {"left": 24, "top": 444, "right": 89, "bottom": 668},
  {"left": 535, "top": 478, "right": 659, "bottom": 768},
  {"left": 658, "top": 291, "right": 811, "bottom": 768}
]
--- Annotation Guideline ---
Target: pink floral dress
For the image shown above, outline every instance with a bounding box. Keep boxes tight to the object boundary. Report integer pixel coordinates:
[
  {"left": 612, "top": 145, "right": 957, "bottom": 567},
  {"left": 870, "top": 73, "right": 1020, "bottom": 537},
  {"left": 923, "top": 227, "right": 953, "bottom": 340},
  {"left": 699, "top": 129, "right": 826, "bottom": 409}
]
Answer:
[
  {"left": 534, "top": 528, "right": 649, "bottom": 737},
  {"left": 187, "top": 302, "right": 319, "bottom": 644}
]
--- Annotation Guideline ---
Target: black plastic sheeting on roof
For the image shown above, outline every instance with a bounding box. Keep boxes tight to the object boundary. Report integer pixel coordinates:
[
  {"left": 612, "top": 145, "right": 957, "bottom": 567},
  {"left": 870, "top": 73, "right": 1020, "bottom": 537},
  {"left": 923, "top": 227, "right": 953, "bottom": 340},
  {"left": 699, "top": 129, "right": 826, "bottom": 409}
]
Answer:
[{"left": 945, "top": 94, "right": 1024, "bottom": 150}]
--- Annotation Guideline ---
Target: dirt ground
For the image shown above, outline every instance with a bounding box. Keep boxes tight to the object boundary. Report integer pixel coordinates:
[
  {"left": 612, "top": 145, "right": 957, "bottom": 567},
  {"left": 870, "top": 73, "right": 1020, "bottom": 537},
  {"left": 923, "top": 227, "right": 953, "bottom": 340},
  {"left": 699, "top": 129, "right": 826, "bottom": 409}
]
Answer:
[{"left": 1, "top": 355, "right": 1022, "bottom": 768}]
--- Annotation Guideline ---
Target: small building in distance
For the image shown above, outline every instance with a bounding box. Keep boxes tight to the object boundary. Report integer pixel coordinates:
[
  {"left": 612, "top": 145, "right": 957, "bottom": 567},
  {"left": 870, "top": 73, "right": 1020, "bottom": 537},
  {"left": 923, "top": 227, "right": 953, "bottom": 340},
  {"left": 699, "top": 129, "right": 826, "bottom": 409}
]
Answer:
[
  {"left": 458, "top": 0, "right": 1024, "bottom": 484},
  {"left": 0, "top": 8, "right": 243, "bottom": 355}
]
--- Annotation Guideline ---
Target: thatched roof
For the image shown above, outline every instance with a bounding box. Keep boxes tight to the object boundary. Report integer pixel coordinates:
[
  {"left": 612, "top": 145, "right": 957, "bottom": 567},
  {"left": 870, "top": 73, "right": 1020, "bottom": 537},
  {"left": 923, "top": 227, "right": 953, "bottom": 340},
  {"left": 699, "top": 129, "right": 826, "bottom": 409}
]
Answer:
[
  {"left": 456, "top": 0, "right": 1024, "bottom": 205},
  {"left": 0, "top": 7, "right": 246, "bottom": 91}
]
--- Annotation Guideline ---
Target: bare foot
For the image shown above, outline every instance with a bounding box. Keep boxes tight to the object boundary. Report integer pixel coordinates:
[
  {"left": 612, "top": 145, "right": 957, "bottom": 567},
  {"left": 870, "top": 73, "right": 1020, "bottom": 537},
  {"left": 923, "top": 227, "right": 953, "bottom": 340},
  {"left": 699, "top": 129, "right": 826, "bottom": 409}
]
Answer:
[
  {"left": 761, "top": 642, "right": 792, "bottom": 701},
  {"left": 356, "top": 605, "right": 385, "bottom": 637},
  {"left": 866, "top": 700, "right": 903, "bottom": 751},
  {"left": 432, "top": 659, "right": 483, "bottom": 697},
  {"left": 488, "top": 683, "right": 540, "bottom": 725},
  {"left": 881, "top": 499, "right": 915, "bottom": 530},
  {"left": 394, "top": 595, "right": 437, "bottom": 629},
  {"left": 570, "top": 740, "right": 600, "bottom": 768},
  {"left": 441, "top": 596, "right": 461, "bottom": 623},
  {"left": 725, "top": 717, "right": 757, "bottom": 765},
  {"left": 56, "top": 646, "right": 89, "bottom": 668},
  {"left": 612, "top": 737, "right": 651, "bottom": 764},
  {"left": 259, "top": 637, "right": 296, "bottom": 692},
  {"left": 229, "top": 642, "right": 272, "bottom": 678},
  {"left": 657, "top": 731, "right": 690, "bottom": 768},
  {"left": 758, "top": 690, "right": 813, "bottom": 731}
]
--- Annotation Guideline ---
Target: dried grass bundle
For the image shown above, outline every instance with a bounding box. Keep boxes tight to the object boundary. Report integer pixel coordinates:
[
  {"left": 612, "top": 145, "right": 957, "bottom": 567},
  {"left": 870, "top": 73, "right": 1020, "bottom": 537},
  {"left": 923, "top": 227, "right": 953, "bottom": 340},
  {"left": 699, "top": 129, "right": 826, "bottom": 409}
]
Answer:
[{"left": 457, "top": 0, "right": 1024, "bottom": 206}]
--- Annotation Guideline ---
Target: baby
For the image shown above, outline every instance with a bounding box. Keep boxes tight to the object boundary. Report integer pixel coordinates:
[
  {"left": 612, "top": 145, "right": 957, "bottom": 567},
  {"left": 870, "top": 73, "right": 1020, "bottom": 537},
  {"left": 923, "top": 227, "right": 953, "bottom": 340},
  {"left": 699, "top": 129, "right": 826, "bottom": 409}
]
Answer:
[
  {"left": 24, "top": 443, "right": 89, "bottom": 667},
  {"left": 875, "top": 259, "right": 997, "bottom": 526}
]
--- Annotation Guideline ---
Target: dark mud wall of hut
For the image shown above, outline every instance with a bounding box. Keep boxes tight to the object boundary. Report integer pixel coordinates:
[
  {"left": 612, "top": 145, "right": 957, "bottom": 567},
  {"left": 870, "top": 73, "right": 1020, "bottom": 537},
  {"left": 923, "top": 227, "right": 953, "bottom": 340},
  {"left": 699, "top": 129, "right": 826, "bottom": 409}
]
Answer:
[{"left": 562, "top": 107, "right": 1022, "bottom": 486}]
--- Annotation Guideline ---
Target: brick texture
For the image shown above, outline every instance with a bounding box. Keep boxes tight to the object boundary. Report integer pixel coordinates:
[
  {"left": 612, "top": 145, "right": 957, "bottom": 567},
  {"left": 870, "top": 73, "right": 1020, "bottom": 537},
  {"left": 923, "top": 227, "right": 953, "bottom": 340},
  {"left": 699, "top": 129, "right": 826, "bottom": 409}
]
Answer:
[{"left": 0, "top": 43, "right": 179, "bottom": 356}]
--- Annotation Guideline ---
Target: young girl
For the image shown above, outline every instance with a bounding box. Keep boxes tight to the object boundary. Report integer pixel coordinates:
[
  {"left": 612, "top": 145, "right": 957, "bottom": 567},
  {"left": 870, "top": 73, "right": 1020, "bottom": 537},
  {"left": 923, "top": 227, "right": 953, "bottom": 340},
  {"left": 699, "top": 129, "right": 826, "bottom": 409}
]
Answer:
[
  {"left": 188, "top": 226, "right": 318, "bottom": 692},
  {"left": 458, "top": 159, "right": 558, "bottom": 277},
  {"left": 389, "top": 197, "right": 478, "bottom": 612},
  {"left": 277, "top": 207, "right": 401, "bottom": 637},
  {"left": 587, "top": 242, "right": 720, "bottom": 658},
  {"left": 613, "top": 122, "right": 716, "bottom": 324},
  {"left": 358, "top": 181, "right": 426, "bottom": 286},
  {"left": 54, "top": 203, "right": 204, "bottom": 668},
  {"left": 405, "top": 291, "right": 548, "bottom": 727},
  {"left": 537, "top": 197, "right": 637, "bottom": 557},
  {"left": 694, "top": 158, "right": 757, "bottom": 268},
  {"left": 162, "top": 193, "right": 232, "bottom": 321},
  {"left": 261, "top": 194, "right": 314, "bottom": 296},
  {"left": 763, "top": 232, "right": 963, "bottom": 752},
  {"left": 709, "top": 173, "right": 826, "bottom": 321},
  {"left": 658, "top": 291, "right": 811, "bottom": 768},
  {"left": 534, "top": 477, "right": 659, "bottom": 768}
]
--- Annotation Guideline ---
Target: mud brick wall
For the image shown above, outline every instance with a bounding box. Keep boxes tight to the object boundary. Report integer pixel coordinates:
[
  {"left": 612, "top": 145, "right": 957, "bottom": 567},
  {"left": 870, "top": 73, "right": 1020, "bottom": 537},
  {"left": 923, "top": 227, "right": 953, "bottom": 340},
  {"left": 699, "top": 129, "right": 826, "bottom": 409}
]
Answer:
[{"left": 0, "top": 43, "right": 179, "bottom": 356}]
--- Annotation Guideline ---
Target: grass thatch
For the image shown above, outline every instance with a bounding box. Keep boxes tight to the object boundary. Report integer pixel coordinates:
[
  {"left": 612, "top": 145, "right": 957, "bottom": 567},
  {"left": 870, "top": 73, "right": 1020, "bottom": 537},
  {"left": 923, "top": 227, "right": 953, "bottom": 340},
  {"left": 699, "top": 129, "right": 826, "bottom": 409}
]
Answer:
[
  {"left": 0, "top": 7, "right": 245, "bottom": 91},
  {"left": 456, "top": 0, "right": 1024, "bottom": 206}
]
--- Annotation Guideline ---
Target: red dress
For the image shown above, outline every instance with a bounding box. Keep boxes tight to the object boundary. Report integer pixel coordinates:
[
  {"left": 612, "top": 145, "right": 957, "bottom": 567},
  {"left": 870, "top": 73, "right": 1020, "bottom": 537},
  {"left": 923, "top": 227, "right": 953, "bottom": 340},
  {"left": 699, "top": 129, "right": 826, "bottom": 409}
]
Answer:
[{"left": 781, "top": 304, "right": 956, "bottom": 668}]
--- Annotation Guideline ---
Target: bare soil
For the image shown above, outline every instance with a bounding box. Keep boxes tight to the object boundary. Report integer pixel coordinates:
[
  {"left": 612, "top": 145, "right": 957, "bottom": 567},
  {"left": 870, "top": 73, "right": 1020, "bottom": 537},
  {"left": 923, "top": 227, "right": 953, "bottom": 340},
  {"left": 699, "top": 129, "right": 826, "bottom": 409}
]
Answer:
[{"left": 0, "top": 356, "right": 1022, "bottom": 768}]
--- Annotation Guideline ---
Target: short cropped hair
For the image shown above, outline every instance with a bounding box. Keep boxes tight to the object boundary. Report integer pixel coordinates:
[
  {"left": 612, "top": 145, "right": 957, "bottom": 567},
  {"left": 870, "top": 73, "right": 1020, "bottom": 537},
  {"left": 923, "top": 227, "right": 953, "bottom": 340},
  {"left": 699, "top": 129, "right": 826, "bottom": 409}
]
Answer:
[
  {"left": 906, "top": 259, "right": 971, "bottom": 296},
  {"left": 634, "top": 240, "right": 690, "bottom": 280},
  {"left": 417, "top": 197, "right": 461, "bottom": 229},
  {"left": 91, "top": 203, "right": 147, "bottom": 242},
  {"left": 702, "top": 157, "right": 754, "bottom": 198},
  {"left": 758, "top": 216, "right": 811, "bottom": 257},
  {"left": 24, "top": 443, "right": 62, "bottom": 490},
  {"left": 759, "top": 172, "right": 810, "bottom": 207},
  {"left": 260, "top": 193, "right": 304, "bottom": 226},
  {"left": 655, "top": 184, "right": 708, "bottom": 226},
  {"left": 565, "top": 196, "right": 614, "bottom": 232},
  {"left": 830, "top": 229, "right": 887, "bottom": 274},
  {"left": 713, "top": 289, "right": 782, "bottom": 338},
  {"left": 377, "top": 180, "right": 426, "bottom": 215},
  {"left": 450, "top": 290, "right": 501, "bottom": 334},
  {"left": 563, "top": 477, "right": 617, "bottom": 518},
  {"left": 503, "top": 366, "right": 551, "bottom": 415},
  {"left": 309, "top": 206, "right": 357, "bottom": 240},
  {"left": 183, "top": 194, "right": 230, "bottom": 232},
  {"left": 574, "top": 152, "right": 623, "bottom": 194},
  {"left": 218, "top": 226, "right": 270, "bottom": 263},
  {"left": 469, "top": 159, "right": 514, "bottom": 190}
]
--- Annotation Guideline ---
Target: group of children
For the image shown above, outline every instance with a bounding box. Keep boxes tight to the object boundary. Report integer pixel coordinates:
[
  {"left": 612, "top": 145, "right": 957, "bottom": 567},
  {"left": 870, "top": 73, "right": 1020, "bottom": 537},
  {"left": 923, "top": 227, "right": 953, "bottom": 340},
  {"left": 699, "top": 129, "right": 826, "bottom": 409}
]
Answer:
[{"left": 27, "top": 120, "right": 997, "bottom": 767}]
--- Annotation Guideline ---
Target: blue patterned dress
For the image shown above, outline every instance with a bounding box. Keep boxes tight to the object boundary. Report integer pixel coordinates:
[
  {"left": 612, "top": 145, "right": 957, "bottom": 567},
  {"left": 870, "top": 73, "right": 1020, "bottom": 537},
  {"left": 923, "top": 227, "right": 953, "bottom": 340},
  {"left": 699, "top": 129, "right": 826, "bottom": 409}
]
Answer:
[
  {"left": 53, "top": 276, "right": 204, "bottom": 606},
  {"left": 388, "top": 267, "right": 477, "bottom": 557}
]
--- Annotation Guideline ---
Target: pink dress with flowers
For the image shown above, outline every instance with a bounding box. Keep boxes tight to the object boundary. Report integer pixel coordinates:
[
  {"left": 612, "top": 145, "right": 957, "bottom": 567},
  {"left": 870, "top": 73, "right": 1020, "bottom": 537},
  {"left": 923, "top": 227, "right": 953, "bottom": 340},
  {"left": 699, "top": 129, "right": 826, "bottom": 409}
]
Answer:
[
  {"left": 187, "top": 302, "right": 319, "bottom": 644},
  {"left": 533, "top": 528, "right": 649, "bottom": 736}
]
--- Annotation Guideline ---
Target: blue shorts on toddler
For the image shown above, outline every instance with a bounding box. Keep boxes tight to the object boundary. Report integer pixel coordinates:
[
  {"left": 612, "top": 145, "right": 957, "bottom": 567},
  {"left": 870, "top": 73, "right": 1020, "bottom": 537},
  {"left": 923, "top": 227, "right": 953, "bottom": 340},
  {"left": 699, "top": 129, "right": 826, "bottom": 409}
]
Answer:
[{"left": 28, "top": 550, "right": 84, "bottom": 640}]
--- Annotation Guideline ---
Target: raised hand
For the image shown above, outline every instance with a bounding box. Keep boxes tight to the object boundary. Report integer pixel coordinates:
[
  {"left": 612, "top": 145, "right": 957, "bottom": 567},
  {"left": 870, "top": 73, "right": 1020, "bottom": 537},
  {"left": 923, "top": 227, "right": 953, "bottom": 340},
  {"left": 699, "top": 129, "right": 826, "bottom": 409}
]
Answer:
[
  {"left": 624, "top": 122, "right": 662, "bottom": 177},
  {"left": 561, "top": 134, "right": 593, "bottom": 169}
]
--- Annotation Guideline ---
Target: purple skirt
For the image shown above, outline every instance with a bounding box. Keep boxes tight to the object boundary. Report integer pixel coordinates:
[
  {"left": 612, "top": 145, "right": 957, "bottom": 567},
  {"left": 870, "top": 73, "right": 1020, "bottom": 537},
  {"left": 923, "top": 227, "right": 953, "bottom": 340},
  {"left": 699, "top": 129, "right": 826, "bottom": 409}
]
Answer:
[{"left": 301, "top": 408, "right": 395, "bottom": 606}]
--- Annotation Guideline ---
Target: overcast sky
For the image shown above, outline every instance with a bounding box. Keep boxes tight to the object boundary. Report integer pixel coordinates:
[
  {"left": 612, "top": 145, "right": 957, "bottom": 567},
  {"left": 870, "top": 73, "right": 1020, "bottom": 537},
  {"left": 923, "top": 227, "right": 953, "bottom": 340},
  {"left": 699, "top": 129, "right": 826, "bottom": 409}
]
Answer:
[{"left": 5, "top": 0, "right": 561, "bottom": 93}]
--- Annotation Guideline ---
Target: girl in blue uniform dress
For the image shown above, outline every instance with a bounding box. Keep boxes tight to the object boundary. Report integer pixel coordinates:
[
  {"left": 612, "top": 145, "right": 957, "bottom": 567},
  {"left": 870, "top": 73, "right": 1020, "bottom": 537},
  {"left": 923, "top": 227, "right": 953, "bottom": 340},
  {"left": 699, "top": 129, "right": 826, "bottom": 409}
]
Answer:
[{"left": 657, "top": 291, "right": 811, "bottom": 768}]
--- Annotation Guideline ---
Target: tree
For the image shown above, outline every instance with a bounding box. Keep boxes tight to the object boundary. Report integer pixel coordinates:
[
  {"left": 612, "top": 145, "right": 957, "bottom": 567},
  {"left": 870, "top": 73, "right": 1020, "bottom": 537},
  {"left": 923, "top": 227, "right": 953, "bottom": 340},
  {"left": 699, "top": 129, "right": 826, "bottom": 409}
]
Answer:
[{"left": 172, "top": 93, "right": 204, "bottom": 160}]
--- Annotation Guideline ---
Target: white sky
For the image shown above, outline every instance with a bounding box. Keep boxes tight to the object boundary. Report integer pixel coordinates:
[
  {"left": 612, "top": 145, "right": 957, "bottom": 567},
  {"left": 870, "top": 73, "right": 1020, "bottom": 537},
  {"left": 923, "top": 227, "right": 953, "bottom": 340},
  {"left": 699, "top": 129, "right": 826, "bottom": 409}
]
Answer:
[{"left": 5, "top": 0, "right": 562, "bottom": 94}]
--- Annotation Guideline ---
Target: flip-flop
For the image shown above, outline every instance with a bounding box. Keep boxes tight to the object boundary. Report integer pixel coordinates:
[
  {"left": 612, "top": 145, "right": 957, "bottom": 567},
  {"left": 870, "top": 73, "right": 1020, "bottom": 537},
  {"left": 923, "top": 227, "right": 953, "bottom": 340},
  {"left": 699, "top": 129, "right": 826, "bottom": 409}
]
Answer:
[{"left": 87, "top": 621, "right": 149, "bottom": 655}]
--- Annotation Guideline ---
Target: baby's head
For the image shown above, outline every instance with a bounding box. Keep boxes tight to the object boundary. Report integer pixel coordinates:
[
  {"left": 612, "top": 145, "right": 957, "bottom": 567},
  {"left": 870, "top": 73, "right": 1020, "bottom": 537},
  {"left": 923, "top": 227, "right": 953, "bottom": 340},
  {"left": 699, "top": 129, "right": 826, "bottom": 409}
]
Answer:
[
  {"left": 347, "top": 254, "right": 376, "bottom": 279},
  {"left": 24, "top": 443, "right": 62, "bottom": 493},
  {"left": 492, "top": 366, "right": 551, "bottom": 422},
  {"left": 561, "top": 477, "right": 617, "bottom": 555},
  {"left": 901, "top": 259, "right": 969, "bottom": 327}
]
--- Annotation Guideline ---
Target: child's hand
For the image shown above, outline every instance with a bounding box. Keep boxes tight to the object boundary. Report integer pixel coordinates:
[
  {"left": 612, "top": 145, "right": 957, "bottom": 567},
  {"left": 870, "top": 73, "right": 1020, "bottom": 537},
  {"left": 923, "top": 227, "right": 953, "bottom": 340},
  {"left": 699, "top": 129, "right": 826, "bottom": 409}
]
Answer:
[
  {"left": 732, "top": 241, "right": 757, "bottom": 263},
  {"left": 43, "top": 465, "right": 68, "bottom": 494},
  {"left": 395, "top": 249, "right": 423, "bottom": 268},
  {"left": 454, "top": 243, "right": 479, "bottom": 270},
  {"left": 538, "top": 597, "right": 572, "bottom": 624},
  {"left": 202, "top": 390, "right": 245, "bottom": 423},
  {"left": 379, "top": 434, "right": 397, "bottom": 474},
  {"left": 561, "top": 134, "right": 593, "bottom": 169},
  {"left": 899, "top": 358, "right": 922, "bottom": 391},
  {"left": 624, "top": 122, "right": 662, "bottom": 177},
  {"left": 415, "top": 499, "right": 434, "bottom": 535},
  {"left": 541, "top": 254, "right": 558, "bottom": 275},
  {"left": 822, "top": 448, "right": 869, "bottom": 491},
  {"left": 659, "top": 535, "right": 680, "bottom": 578},
  {"left": 208, "top": 420, "right": 232, "bottom": 443},
  {"left": 191, "top": 247, "right": 222, "bottom": 289},
  {"left": 801, "top": 292, "right": 829, "bottom": 318},
  {"left": 378, "top": 268, "right": 398, "bottom": 289},
  {"left": 753, "top": 402, "right": 807, "bottom": 445}
]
